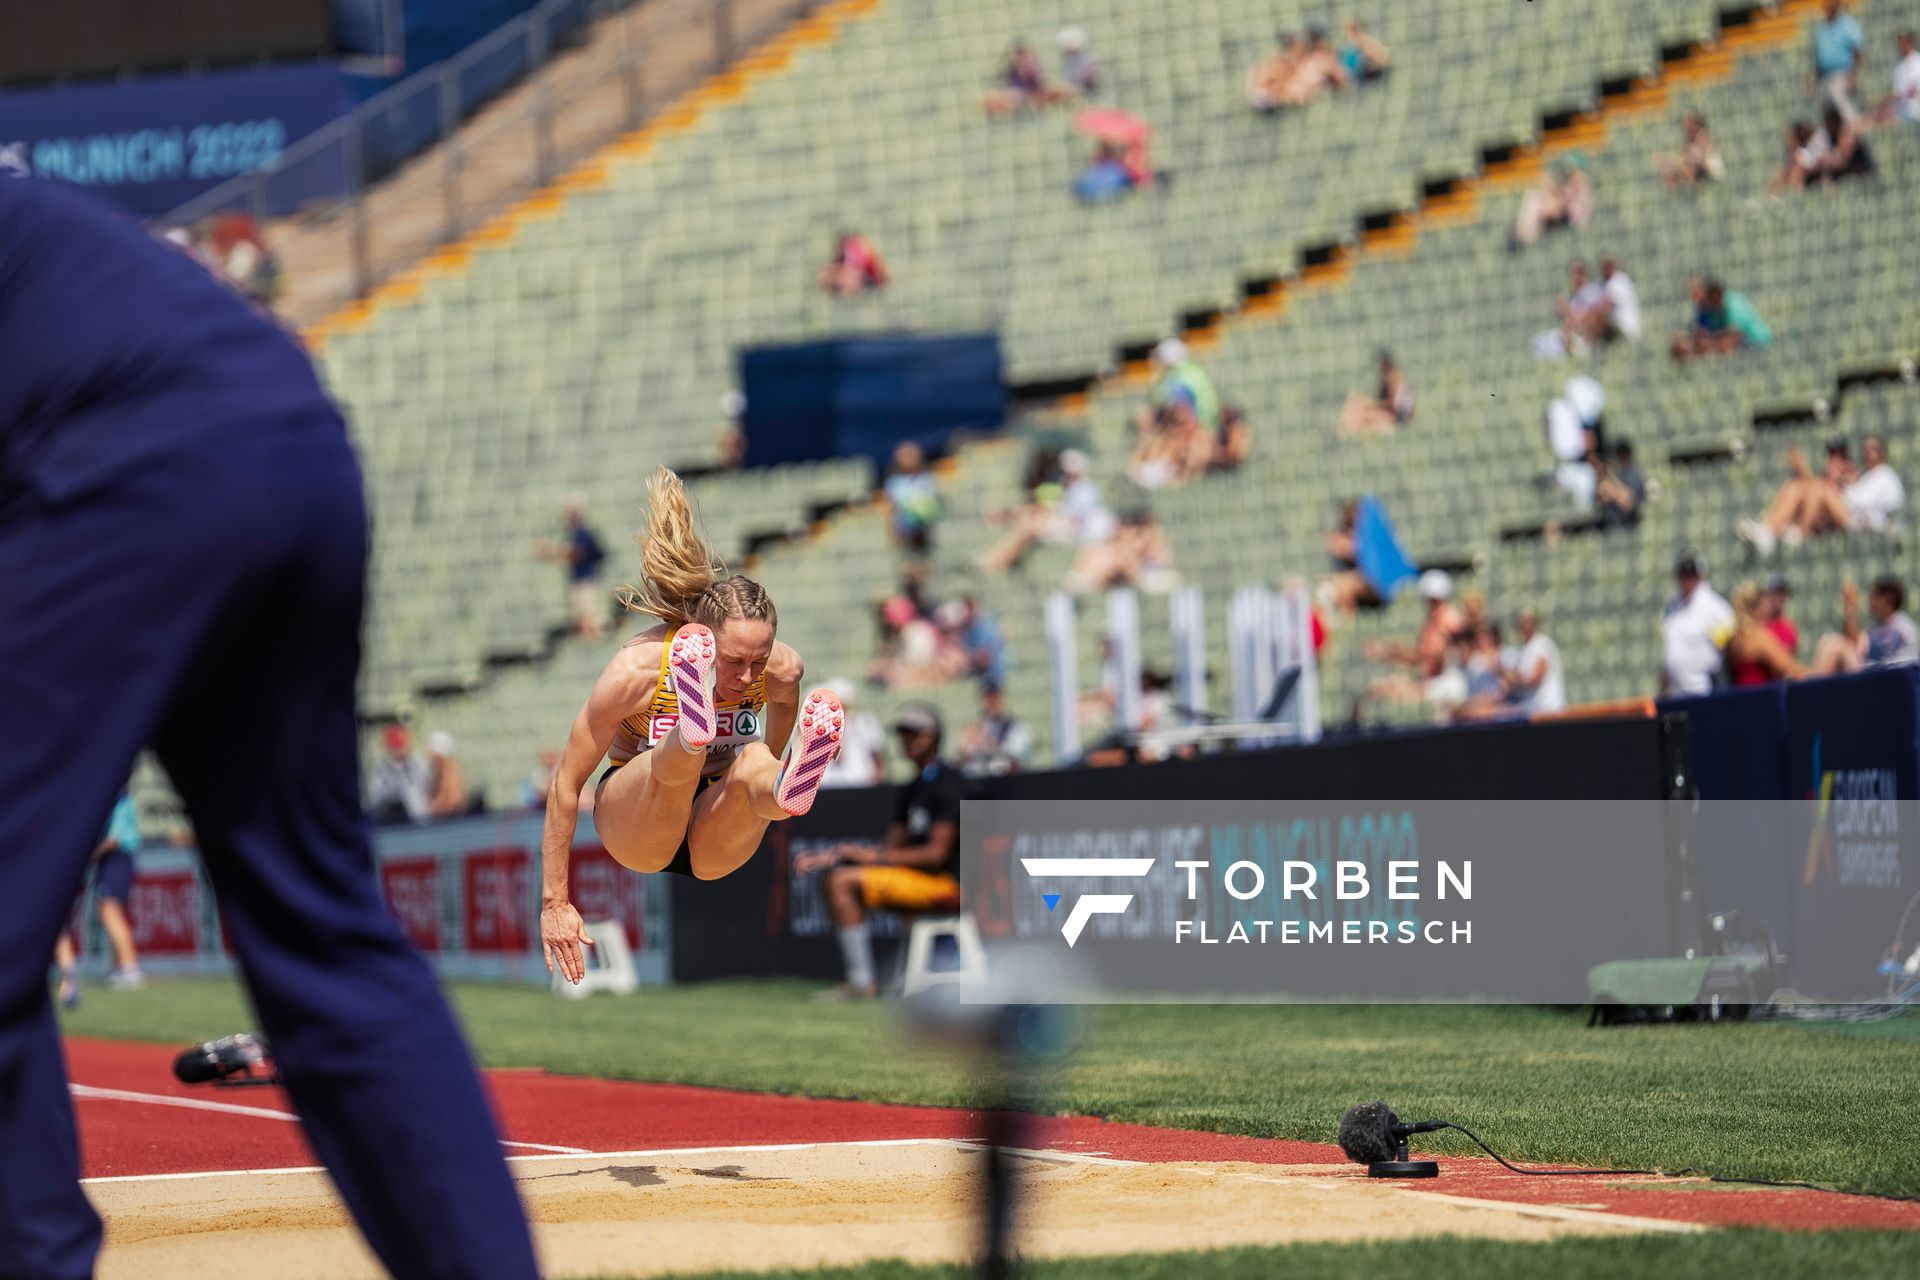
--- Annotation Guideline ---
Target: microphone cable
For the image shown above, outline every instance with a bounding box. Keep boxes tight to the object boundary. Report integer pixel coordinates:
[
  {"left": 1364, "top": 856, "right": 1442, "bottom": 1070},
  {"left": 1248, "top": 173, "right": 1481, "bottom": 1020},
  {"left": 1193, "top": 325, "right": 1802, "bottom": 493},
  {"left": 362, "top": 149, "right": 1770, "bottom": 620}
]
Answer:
[{"left": 1422, "top": 1120, "right": 1920, "bottom": 1202}]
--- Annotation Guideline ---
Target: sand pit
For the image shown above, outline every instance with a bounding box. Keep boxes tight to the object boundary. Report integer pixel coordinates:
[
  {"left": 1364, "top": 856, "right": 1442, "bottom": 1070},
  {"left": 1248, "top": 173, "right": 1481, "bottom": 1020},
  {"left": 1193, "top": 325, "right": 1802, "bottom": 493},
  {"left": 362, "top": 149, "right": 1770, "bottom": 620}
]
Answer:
[{"left": 89, "top": 1138, "right": 1689, "bottom": 1278}]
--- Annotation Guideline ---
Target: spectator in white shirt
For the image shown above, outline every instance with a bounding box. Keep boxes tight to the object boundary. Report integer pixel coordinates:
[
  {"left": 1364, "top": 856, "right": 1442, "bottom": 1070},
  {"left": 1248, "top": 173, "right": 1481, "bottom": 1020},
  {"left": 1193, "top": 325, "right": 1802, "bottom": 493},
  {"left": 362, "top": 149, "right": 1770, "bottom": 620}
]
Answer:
[
  {"left": 977, "top": 448, "right": 1116, "bottom": 573},
  {"left": 1506, "top": 608, "right": 1567, "bottom": 714},
  {"left": 1662, "top": 553, "right": 1735, "bottom": 696},
  {"left": 1594, "top": 257, "right": 1642, "bottom": 344},
  {"left": 1544, "top": 375, "right": 1605, "bottom": 508},
  {"left": 1869, "top": 31, "right": 1920, "bottom": 126},
  {"left": 1739, "top": 435, "right": 1903, "bottom": 556},
  {"left": 1532, "top": 260, "right": 1607, "bottom": 359}
]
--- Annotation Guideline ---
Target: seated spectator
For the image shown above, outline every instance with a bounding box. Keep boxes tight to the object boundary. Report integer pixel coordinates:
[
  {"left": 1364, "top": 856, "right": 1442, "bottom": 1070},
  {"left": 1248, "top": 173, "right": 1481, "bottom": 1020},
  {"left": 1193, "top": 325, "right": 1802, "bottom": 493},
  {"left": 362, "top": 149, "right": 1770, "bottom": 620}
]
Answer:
[
  {"left": 368, "top": 725, "right": 429, "bottom": 825},
  {"left": 1661, "top": 553, "right": 1734, "bottom": 696},
  {"left": 1074, "top": 140, "right": 1142, "bottom": 203},
  {"left": 1670, "top": 277, "right": 1771, "bottom": 361},
  {"left": 1129, "top": 399, "right": 1215, "bottom": 490},
  {"left": 947, "top": 595, "right": 1008, "bottom": 689},
  {"left": 978, "top": 448, "right": 1116, "bottom": 573},
  {"left": 717, "top": 391, "right": 748, "bottom": 470},
  {"left": 1812, "top": 575, "right": 1919, "bottom": 673},
  {"left": 1768, "top": 120, "right": 1830, "bottom": 192},
  {"left": 959, "top": 684, "right": 1035, "bottom": 777},
  {"left": 1596, "top": 438, "right": 1646, "bottom": 529},
  {"left": 1278, "top": 26, "right": 1353, "bottom": 106},
  {"left": 1211, "top": 403, "right": 1253, "bottom": 471},
  {"left": 1591, "top": 257, "right": 1643, "bottom": 347},
  {"left": 869, "top": 591, "right": 944, "bottom": 691},
  {"left": 1068, "top": 508, "right": 1176, "bottom": 594},
  {"left": 519, "top": 747, "right": 560, "bottom": 811},
  {"left": 1246, "top": 32, "right": 1305, "bottom": 113},
  {"left": 818, "top": 231, "right": 889, "bottom": 294},
  {"left": 1813, "top": 102, "right": 1875, "bottom": 181},
  {"left": 425, "top": 731, "right": 476, "bottom": 818},
  {"left": 1868, "top": 30, "right": 1920, "bottom": 127},
  {"left": 1810, "top": 0, "right": 1866, "bottom": 123},
  {"left": 984, "top": 42, "right": 1066, "bottom": 115},
  {"left": 1338, "top": 19, "right": 1391, "bottom": 82},
  {"left": 206, "top": 213, "right": 283, "bottom": 306},
  {"left": 1531, "top": 260, "right": 1606, "bottom": 359},
  {"left": 1726, "top": 581, "right": 1806, "bottom": 685},
  {"left": 1320, "top": 495, "right": 1418, "bottom": 613},
  {"left": 1452, "top": 623, "right": 1515, "bottom": 722},
  {"left": 1337, "top": 350, "right": 1415, "bottom": 436},
  {"left": 1510, "top": 154, "right": 1594, "bottom": 251},
  {"left": 1365, "top": 570, "right": 1467, "bottom": 706},
  {"left": 1654, "top": 111, "right": 1725, "bottom": 189},
  {"left": 1057, "top": 27, "right": 1101, "bottom": 95},
  {"left": 1738, "top": 435, "right": 1903, "bottom": 555},
  {"left": 883, "top": 442, "right": 942, "bottom": 553}
]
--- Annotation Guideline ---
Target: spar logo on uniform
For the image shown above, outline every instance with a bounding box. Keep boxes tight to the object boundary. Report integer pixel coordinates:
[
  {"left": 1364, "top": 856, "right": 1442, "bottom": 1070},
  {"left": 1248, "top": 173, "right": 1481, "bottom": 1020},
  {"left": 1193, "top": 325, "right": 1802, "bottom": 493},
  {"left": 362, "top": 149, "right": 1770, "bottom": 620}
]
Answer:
[
  {"left": 1019, "top": 855, "right": 1155, "bottom": 946},
  {"left": 649, "top": 708, "right": 759, "bottom": 746}
]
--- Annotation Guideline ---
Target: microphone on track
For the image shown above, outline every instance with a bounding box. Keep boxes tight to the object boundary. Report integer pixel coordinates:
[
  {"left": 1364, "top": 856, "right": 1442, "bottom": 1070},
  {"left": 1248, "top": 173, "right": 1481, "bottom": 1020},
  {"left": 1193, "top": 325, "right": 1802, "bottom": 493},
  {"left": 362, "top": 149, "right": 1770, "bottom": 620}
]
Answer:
[{"left": 1337, "top": 1101, "right": 1443, "bottom": 1178}]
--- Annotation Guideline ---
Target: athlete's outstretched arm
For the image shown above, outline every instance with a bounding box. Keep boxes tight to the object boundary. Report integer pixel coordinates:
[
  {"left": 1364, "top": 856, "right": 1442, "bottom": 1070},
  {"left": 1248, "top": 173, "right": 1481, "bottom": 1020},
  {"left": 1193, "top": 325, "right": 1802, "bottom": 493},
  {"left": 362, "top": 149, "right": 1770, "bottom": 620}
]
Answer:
[
  {"left": 760, "top": 641, "right": 805, "bottom": 755},
  {"left": 540, "top": 651, "right": 647, "bottom": 983}
]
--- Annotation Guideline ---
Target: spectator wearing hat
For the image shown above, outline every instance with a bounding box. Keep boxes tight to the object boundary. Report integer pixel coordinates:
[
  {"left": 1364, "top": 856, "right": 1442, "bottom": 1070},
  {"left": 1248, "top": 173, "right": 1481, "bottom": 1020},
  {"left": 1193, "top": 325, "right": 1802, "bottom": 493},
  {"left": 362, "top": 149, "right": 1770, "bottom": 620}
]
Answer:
[
  {"left": 1812, "top": 575, "right": 1920, "bottom": 673},
  {"left": 1726, "top": 580, "right": 1807, "bottom": 686},
  {"left": 1365, "top": 569, "right": 1466, "bottom": 704},
  {"left": 1057, "top": 27, "right": 1101, "bottom": 95},
  {"left": 793, "top": 702, "right": 965, "bottom": 999},
  {"left": 1661, "top": 553, "right": 1735, "bottom": 696},
  {"left": 1739, "top": 435, "right": 1902, "bottom": 555},
  {"left": 1139, "top": 338, "right": 1221, "bottom": 435},
  {"left": 425, "top": 731, "right": 473, "bottom": 819},
  {"left": 368, "top": 725, "right": 430, "bottom": 825}
]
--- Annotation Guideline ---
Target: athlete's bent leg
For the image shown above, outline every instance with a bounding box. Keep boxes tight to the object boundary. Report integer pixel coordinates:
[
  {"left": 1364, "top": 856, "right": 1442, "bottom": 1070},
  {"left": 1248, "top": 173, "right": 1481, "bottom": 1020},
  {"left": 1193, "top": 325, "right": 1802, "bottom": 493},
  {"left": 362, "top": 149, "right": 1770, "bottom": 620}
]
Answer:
[{"left": 594, "top": 728, "right": 707, "bottom": 873}]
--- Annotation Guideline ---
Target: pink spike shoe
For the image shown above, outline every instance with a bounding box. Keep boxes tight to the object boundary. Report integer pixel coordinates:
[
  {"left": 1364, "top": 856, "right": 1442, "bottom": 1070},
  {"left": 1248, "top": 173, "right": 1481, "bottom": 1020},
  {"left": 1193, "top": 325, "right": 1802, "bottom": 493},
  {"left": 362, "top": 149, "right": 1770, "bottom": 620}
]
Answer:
[
  {"left": 668, "top": 623, "right": 717, "bottom": 749},
  {"left": 775, "top": 688, "right": 845, "bottom": 816}
]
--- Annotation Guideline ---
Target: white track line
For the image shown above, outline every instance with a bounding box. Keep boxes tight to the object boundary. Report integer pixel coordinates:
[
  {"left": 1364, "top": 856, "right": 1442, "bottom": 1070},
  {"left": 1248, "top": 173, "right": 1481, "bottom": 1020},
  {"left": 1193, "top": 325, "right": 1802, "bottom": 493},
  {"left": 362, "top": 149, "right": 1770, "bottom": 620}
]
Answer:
[
  {"left": 69, "top": 1084, "right": 589, "bottom": 1159},
  {"left": 80, "top": 1136, "right": 945, "bottom": 1185}
]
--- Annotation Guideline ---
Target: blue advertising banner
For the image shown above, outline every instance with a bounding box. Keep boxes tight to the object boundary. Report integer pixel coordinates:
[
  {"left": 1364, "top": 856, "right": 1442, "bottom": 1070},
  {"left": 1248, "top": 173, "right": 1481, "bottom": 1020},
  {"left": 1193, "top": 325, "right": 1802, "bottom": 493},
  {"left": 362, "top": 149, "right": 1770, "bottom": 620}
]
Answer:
[{"left": 0, "top": 62, "right": 349, "bottom": 216}]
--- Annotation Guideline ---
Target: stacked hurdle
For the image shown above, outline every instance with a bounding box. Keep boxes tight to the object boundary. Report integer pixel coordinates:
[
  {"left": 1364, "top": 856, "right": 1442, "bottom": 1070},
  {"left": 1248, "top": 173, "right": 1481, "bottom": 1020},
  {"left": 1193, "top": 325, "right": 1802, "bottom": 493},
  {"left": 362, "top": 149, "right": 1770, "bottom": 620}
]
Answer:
[{"left": 1045, "top": 583, "right": 1322, "bottom": 763}]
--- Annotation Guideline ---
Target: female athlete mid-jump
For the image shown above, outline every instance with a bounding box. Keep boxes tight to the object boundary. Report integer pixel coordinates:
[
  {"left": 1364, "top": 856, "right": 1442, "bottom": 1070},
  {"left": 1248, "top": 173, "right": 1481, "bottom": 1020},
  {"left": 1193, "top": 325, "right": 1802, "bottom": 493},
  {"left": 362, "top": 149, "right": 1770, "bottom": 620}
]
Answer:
[{"left": 540, "top": 467, "right": 844, "bottom": 982}]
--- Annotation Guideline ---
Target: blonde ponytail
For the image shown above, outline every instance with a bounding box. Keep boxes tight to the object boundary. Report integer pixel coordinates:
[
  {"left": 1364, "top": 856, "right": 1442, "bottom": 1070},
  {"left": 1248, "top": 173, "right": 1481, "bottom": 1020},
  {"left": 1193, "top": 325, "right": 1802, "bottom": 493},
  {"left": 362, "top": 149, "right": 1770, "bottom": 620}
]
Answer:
[{"left": 619, "top": 466, "right": 778, "bottom": 634}]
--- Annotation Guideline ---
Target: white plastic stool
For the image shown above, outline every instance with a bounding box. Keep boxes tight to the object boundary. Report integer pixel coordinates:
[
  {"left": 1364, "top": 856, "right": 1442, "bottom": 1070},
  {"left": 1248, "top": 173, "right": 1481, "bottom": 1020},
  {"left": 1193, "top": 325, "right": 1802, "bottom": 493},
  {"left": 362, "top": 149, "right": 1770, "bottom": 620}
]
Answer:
[
  {"left": 552, "top": 918, "right": 638, "bottom": 999},
  {"left": 900, "top": 912, "right": 986, "bottom": 998}
]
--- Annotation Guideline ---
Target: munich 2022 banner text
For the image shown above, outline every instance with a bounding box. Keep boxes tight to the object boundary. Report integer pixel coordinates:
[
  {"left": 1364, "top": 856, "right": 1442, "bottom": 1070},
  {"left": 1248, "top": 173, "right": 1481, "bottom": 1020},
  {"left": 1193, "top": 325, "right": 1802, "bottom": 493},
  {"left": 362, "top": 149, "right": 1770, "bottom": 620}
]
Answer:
[{"left": 961, "top": 799, "right": 1915, "bottom": 1003}]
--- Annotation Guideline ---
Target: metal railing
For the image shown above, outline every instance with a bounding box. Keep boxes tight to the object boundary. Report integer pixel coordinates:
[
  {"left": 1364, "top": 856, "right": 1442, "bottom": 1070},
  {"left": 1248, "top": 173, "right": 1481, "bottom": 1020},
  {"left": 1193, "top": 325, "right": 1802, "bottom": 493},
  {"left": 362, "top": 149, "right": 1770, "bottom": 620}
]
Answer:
[{"left": 165, "top": 0, "right": 820, "bottom": 327}]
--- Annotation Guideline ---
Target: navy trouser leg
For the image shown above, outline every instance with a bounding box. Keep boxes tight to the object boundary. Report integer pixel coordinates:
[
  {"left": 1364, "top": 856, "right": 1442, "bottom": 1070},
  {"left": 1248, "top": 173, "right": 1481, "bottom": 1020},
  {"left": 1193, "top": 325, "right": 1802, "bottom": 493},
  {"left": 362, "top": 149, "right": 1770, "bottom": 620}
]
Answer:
[{"left": 0, "top": 426, "right": 538, "bottom": 1279}]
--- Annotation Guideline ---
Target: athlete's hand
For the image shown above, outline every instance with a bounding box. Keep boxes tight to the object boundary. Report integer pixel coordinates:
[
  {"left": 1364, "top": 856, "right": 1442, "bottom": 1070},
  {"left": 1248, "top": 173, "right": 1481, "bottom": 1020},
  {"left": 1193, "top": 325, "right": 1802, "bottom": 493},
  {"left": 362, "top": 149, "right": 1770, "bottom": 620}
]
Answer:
[{"left": 541, "top": 900, "right": 594, "bottom": 984}]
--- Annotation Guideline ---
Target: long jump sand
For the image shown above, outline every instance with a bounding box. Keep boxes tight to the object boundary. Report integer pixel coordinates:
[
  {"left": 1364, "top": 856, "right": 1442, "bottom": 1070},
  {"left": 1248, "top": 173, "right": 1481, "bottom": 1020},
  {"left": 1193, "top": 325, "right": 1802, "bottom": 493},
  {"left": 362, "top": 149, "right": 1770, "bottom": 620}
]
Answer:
[{"left": 89, "top": 1139, "right": 1688, "bottom": 1279}]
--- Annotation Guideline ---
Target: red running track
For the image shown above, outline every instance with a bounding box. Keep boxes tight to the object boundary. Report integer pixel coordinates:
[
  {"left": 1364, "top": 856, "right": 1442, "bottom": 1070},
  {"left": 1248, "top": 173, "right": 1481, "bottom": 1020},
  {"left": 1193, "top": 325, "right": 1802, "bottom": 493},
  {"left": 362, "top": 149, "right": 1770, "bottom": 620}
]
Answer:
[{"left": 66, "top": 1037, "right": 1920, "bottom": 1232}]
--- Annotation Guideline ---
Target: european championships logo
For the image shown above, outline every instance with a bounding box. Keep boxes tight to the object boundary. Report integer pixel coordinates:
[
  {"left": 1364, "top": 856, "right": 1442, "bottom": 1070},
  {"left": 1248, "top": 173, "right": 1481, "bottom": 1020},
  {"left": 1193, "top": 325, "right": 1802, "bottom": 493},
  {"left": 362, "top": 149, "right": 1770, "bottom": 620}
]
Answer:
[{"left": 1019, "top": 856, "right": 1154, "bottom": 946}]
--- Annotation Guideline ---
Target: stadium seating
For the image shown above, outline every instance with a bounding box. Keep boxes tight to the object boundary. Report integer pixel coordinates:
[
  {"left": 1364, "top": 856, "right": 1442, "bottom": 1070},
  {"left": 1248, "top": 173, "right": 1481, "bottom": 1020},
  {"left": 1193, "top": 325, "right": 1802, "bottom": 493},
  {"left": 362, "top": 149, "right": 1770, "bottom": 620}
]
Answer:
[{"left": 122, "top": 0, "right": 1920, "bottom": 825}]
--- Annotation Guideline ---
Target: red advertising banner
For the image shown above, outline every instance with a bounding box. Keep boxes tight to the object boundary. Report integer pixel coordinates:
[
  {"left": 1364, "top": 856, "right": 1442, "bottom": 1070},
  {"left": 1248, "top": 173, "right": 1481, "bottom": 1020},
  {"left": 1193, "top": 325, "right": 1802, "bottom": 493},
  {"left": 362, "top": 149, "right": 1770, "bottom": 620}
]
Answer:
[
  {"left": 568, "top": 844, "right": 645, "bottom": 950},
  {"left": 129, "top": 871, "right": 200, "bottom": 955},
  {"left": 382, "top": 856, "right": 442, "bottom": 953},
  {"left": 463, "top": 848, "right": 532, "bottom": 953}
]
